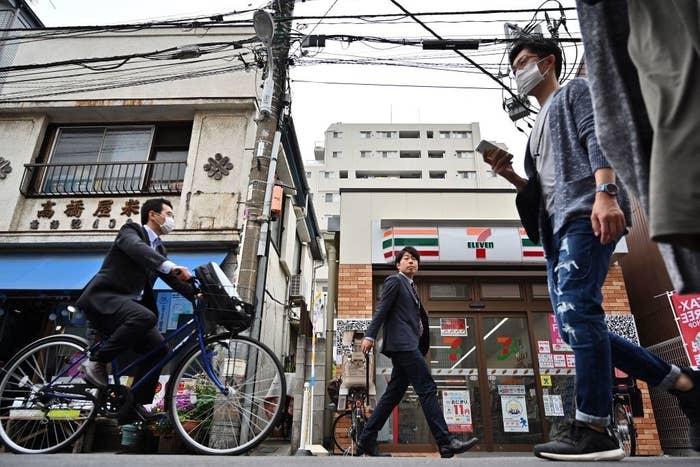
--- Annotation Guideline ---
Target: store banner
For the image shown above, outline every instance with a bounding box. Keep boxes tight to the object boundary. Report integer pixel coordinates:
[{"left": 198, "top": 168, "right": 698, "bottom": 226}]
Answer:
[
  {"left": 440, "top": 318, "right": 468, "bottom": 336},
  {"left": 670, "top": 292, "right": 700, "bottom": 367},
  {"left": 548, "top": 314, "right": 572, "bottom": 352},
  {"left": 442, "top": 390, "right": 473, "bottom": 432}
]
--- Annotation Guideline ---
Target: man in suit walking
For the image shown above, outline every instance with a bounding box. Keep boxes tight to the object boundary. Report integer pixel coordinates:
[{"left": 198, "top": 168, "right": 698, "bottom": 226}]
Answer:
[
  {"left": 356, "top": 246, "right": 479, "bottom": 458},
  {"left": 77, "top": 198, "right": 195, "bottom": 423}
]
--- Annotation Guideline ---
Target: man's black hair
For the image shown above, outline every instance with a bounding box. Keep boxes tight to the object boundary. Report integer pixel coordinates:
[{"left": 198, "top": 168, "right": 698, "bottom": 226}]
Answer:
[
  {"left": 508, "top": 35, "right": 563, "bottom": 79},
  {"left": 395, "top": 246, "right": 420, "bottom": 266},
  {"left": 141, "top": 198, "right": 173, "bottom": 225}
]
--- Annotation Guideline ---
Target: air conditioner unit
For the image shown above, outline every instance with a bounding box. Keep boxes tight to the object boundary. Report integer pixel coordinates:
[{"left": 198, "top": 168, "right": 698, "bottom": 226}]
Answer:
[{"left": 289, "top": 274, "right": 307, "bottom": 306}]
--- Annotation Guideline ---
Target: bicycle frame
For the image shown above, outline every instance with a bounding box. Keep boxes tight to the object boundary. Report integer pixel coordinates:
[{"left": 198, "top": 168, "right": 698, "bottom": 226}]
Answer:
[{"left": 44, "top": 296, "right": 231, "bottom": 402}]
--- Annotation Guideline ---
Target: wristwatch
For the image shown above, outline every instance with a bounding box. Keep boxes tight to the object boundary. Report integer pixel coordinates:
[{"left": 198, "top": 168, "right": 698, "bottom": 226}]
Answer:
[{"left": 596, "top": 183, "right": 619, "bottom": 196}]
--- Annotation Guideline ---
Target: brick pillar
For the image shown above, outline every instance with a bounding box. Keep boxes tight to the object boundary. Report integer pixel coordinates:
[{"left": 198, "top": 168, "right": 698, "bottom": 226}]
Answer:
[
  {"left": 603, "top": 262, "right": 663, "bottom": 455},
  {"left": 337, "top": 264, "right": 373, "bottom": 319}
]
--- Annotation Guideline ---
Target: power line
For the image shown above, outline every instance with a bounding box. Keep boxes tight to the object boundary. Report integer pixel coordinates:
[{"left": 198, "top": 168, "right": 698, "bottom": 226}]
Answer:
[
  {"left": 292, "top": 79, "right": 504, "bottom": 91},
  {"left": 279, "top": 7, "right": 576, "bottom": 21}
]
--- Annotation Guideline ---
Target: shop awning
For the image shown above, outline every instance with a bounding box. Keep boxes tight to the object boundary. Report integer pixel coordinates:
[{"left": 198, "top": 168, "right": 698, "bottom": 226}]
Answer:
[{"left": 0, "top": 251, "right": 228, "bottom": 291}]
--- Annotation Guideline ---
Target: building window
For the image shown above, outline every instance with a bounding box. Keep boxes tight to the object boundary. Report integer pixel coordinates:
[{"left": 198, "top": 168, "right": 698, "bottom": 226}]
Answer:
[
  {"left": 428, "top": 150, "right": 445, "bottom": 158},
  {"left": 360, "top": 150, "right": 372, "bottom": 158},
  {"left": 486, "top": 170, "right": 498, "bottom": 177},
  {"left": 532, "top": 283, "right": 550, "bottom": 299},
  {"left": 455, "top": 150, "right": 474, "bottom": 159},
  {"left": 426, "top": 130, "right": 434, "bottom": 139},
  {"left": 305, "top": 171, "right": 312, "bottom": 178},
  {"left": 323, "top": 171, "right": 335, "bottom": 179},
  {"left": 377, "top": 131, "right": 397, "bottom": 139},
  {"left": 452, "top": 131, "right": 470, "bottom": 139},
  {"left": 360, "top": 131, "right": 372, "bottom": 139},
  {"left": 30, "top": 123, "right": 191, "bottom": 196},
  {"left": 379, "top": 150, "right": 398, "bottom": 159},
  {"left": 324, "top": 192, "right": 335, "bottom": 203},
  {"left": 399, "top": 150, "right": 421, "bottom": 159},
  {"left": 439, "top": 131, "right": 451, "bottom": 139},
  {"left": 332, "top": 131, "right": 343, "bottom": 139},
  {"left": 339, "top": 170, "right": 348, "bottom": 179},
  {"left": 429, "top": 283, "right": 470, "bottom": 299},
  {"left": 457, "top": 170, "right": 477, "bottom": 179},
  {"left": 398, "top": 130, "right": 420, "bottom": 138},
  {"left": 429, "top": 171, "right": 446, "bottom": 179},
  {"left": 332, "top": 151, "right": 343, "bottom": 159},
  {"left": 480, "top": 283, "right": 521, "bottom": 299}
]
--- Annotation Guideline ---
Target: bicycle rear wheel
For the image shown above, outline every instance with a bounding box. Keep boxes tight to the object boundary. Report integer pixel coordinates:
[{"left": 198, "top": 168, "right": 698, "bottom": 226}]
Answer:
[
  {"left": 613, "top": 400, "right": 636, "bottom": 457},
  {"left": 332, "top": 409, "right": 366, "bottom": 455},
  {"left": 0, "top": 335, "right": 97, "bottom": 454},
  {"left": 166, "top": 333, "right": 285, "bottom": 455}
]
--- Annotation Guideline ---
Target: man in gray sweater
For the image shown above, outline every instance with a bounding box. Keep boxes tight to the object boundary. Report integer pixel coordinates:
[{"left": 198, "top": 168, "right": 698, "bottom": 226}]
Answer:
[{"left": 488, "top": 36, "right": 699, "bottom": 461}]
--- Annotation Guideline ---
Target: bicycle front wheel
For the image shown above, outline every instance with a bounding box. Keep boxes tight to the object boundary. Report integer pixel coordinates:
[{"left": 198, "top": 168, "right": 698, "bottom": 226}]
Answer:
[
  {"left": 167, "top": 333, "right": 285, "bottom": 455},
  {"left": 613, "top": 401, "right": 636, "bottom": 457},
  {"left": 332, "top": 409, "right": 366, "bottom": 455},
  {"left": 0, "top": 335, "right": 97, "bottom": 454}
]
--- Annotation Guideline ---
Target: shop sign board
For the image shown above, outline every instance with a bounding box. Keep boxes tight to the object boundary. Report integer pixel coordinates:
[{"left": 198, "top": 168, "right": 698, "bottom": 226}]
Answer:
[
  {"left": 440, "top": 318, "right": 468, "bottom": 336},
  {"left": 670, "top": 293, "right": 700, "bottom": 368},
  {"left": 443, "top": 390, "right": 473, "bottom": 432}
]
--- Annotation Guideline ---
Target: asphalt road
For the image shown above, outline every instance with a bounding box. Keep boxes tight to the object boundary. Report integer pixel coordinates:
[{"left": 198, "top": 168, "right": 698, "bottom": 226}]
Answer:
[{"left": 2, "top": 454, "right": 700, "bottom": 467}]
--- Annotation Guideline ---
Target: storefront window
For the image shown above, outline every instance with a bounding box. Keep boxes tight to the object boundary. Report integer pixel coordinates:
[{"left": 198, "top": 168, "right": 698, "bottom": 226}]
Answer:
[
  {"left": 482, "top": 316, "right": 543, "bottom": 445},
  {"left": 480, "top": 283, "right": 521, "bottom": 299},
  {"left": 429, "top": 283, "right": 470, "bottom": 299}
]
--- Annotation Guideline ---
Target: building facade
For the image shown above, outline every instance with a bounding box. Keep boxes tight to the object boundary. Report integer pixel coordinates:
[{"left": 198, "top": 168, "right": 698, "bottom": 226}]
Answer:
[
  {"left": 333, "top": 188, "right": 663, "bottom": 455},
  {"left": 0, "top": 21, "right": 323, "bottom": 444}
]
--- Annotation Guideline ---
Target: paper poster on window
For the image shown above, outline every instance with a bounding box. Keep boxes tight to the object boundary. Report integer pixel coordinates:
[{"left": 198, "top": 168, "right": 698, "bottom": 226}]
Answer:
[
  {"left": 501, "top": 396, "right": 529, "bottom": 432},
  {"left": 553, "top": 354, "right": 567, "bottom": 368},
  {"left": 442, "top": 390, "right": 473, "bottom": 432},
  {"left": 543, "top": 394, "right": 565, "bottom": 417},
  {"left": 440, "top": 318, "right": 468, "bottom": 336},
  {"left": 548, "top": 314, "right": 572, "bottom": 352},
  {"left": 538, "top": 353, "right": 554, "bottom": 368},
  {"left": 537, "top": 340, "right": 551, "bottom": 354},
  {"left": 498, "top": 384, "right": 526, "bottom": 396},
  {"left": 566, "top": 354, "right": 576, "bottom": 368}
]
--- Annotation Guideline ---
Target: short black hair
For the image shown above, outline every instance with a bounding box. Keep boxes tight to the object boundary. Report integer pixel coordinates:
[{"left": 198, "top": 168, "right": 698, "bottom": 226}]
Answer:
[
  {"left": 141, "top": 198, "right": 173, "bottom": 225},
  {"left": 395, "top": 246, "right": 420, "bottom": 266},
  {"left": 508, "top": 36, "right": 563, "bottom": 79}
]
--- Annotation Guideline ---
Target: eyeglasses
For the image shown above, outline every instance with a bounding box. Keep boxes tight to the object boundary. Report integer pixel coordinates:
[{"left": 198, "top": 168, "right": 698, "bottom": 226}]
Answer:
[{"left": 511, "top": 54, "right": 540, "bottom": 74}]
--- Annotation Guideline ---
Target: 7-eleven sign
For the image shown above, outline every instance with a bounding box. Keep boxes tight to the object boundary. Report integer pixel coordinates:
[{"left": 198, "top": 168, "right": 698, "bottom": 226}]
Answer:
[{"left": 466, "top": 228, "right": 494, "bottom": 259}]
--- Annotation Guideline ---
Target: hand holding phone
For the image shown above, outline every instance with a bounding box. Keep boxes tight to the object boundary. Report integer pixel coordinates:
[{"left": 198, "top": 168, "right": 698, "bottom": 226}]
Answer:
[{"left": 476, "top": 139, "right": 512, "bottom": 166}]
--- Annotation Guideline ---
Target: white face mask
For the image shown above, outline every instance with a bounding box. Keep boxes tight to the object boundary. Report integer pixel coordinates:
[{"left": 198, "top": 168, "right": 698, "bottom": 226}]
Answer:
[
  {"left": 515, "top": 57, "right": 549, "bottom": 96},
  {"left": 158, "top": 214, "right": 175, "bottom": 235}
]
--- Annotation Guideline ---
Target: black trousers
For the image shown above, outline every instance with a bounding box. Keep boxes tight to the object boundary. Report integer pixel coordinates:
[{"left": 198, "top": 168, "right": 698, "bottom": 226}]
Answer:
[
  {"left": 87, "top": 300, "right": 167, "bottom": 405},
  {"left": 358, "top": 348, "right": 452, "bottom": 447}
]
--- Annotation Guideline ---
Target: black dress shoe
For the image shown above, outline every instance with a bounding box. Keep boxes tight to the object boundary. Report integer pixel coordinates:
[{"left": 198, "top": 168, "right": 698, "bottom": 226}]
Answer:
[
  {"left": 355, "top": 442, "right": 391, "bottom": 457},
  {"left": 439, "top": 437, "right": 479, "bottom": 458},
  {"left": 117, "top": 404, "right": 160, "bottom": 425}
]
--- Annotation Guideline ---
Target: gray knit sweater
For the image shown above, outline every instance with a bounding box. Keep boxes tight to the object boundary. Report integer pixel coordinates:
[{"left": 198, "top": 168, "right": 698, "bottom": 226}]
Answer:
[{"left": 523, "top": 77, "right": 632, "bottom": 236}]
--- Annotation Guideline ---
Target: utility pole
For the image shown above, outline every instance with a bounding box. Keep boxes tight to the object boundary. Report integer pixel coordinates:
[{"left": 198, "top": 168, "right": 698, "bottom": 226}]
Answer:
[{"left": 236, "top": 0, "right": 294, "bottom": 340}]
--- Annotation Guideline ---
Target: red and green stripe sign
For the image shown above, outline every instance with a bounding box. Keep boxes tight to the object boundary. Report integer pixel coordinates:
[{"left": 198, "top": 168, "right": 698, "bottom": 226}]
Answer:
[
  {"left": 383, "top": 228, "right": 439, "bottom": 261},
  {"left": 519, "top": 228, "right": 544, "bottom": 257}
]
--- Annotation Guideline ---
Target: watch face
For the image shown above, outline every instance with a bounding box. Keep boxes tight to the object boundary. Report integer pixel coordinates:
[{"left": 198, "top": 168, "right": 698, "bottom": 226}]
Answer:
[{"left": 605, "top": 184, "right": 619, "bottom": 196}]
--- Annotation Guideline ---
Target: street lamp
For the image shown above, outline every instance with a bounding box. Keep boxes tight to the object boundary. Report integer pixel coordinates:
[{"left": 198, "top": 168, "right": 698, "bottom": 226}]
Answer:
[{"left": 253, "top": 9, "right": 276, "bottom": 118}]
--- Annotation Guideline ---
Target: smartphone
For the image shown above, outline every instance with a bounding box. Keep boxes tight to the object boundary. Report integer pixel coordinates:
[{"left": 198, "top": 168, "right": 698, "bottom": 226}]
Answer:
[{"left": 476, "top": 139, "right": 510, "bottom": 165}]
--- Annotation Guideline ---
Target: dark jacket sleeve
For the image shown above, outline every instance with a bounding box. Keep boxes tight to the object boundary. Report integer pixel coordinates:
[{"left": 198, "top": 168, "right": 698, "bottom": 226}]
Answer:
[
  {"left": 159, "top": 272, "right": 196, "bottom": 301},
  {"left": 569, "top": 78, "right": 611, "bottom": 173},
  {"left": 365, "top": 275, "right": 400, "bottom": 340},
  {"left": 114, "top": 224, "right": 169, "bottom": 272}
]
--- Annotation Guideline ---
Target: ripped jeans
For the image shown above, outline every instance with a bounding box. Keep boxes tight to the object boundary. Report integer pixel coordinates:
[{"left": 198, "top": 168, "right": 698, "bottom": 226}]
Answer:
[{"left": 543, "top": 218, "right": 680, "bottom": 426}]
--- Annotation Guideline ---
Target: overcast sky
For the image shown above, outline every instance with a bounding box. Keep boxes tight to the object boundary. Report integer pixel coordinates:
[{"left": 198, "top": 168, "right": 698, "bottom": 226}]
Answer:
[{"left": 31, "top": 0, "right": 582, "bottom": 171}]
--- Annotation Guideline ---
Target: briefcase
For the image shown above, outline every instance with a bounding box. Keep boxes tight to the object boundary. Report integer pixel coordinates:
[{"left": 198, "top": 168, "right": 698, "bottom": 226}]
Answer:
[{"left": 194, "top": 262, "right": 253, "bottom": 334}]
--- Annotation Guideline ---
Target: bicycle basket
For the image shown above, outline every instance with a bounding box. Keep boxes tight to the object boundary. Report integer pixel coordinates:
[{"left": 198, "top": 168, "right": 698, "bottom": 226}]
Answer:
[{"left": 194, "top": 262, "right": 253, "bottom": 334}]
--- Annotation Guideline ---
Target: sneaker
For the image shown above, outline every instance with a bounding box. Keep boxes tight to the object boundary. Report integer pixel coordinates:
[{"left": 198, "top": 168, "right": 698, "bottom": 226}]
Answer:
[
  {"left": 534, "top": 421, "right": 625, "bottom": 461},
  {"left": 80, "top": 359, "right": 108, "bottom": 387},
  {"left": 670, "top": 367, "right": 700, "bottom": 451}
]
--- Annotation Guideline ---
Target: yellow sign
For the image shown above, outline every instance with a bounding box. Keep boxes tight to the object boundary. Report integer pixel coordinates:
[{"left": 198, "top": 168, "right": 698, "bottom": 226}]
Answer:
[{"left": 540, "top": 375, "right": 552, "bottom": 387}]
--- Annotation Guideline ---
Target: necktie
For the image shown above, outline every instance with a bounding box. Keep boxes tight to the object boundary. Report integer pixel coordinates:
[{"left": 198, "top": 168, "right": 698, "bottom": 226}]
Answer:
[
  {"left": 410, "top": 281, "right": 424, "bottom": 337},
  {"left": 153, "top": 237, "right": 164, "bottom": 254}
]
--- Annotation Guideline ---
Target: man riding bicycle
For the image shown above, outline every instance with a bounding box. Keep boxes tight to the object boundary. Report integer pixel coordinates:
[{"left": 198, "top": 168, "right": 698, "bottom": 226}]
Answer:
[{"left": 77, "top": 198, "right": 195, "bottom": 424}]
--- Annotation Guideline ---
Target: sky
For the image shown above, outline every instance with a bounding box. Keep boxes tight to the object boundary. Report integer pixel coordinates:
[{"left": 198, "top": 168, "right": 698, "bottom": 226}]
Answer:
[{"left": 30, "top": 0, "right": 582, "bottom": 172}]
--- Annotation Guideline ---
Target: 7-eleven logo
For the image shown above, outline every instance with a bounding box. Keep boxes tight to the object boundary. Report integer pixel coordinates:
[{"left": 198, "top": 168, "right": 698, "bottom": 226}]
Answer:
[{"left": 466, "top": 228, "right": 494, "bottom": 259}]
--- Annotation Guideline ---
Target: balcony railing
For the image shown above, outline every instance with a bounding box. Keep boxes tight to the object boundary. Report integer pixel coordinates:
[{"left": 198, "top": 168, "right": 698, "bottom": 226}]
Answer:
[{"left": 20, "top": 161, "right": 187, "bottom": 197}]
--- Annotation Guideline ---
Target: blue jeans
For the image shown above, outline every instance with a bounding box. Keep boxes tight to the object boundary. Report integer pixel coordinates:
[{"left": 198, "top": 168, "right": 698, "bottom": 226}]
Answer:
[
  {"left": 358, "top": 348, "right": 452, "bottom": 447},
  {"left": 543, "top": 218, "right": 680, "bottom": 425}
]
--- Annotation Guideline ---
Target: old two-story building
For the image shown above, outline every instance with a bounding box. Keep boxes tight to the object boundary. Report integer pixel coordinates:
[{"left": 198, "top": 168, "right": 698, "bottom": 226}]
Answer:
[{"left": 0, "top": 16, "right": 324, "bottom": 450}]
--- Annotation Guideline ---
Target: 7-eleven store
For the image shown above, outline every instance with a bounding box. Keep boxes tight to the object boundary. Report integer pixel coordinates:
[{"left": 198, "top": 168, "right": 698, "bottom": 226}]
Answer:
[{"left": 335, "top": 188, "right": 662, "bottom": 455}]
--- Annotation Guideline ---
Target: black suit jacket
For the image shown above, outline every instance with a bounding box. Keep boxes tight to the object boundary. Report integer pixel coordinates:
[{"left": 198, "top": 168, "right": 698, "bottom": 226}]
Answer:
[
  {"left": 77, "top": 222, "right": 194, "bottom": 317},
  {"left": 365, "top": 273, "right": 430, "bottom": 356}
]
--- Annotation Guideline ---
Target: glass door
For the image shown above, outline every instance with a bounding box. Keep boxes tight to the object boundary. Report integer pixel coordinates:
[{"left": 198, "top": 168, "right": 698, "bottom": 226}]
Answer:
[{"left": 481, "top": 315, "right": 543, "bottom": 449}]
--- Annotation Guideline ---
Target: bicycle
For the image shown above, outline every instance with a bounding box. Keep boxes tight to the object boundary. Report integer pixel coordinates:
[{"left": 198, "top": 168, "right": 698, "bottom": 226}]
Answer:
[
  {"left": 0, "top": 262, "right": 286, "bottom": 455},
  {"left": 611, "top": 369, "right": 639, "bottom": 457},
  {"left": 331, "top": 353, "right": 370, "bottom": 456}
]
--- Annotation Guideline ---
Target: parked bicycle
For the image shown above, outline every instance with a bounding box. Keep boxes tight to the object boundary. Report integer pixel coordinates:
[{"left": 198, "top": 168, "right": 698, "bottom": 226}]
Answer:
[
  {"left": 612, "top": 368, "right": 640, "bottom": 457},
  {"left": 0, "top": 262, "right": 286, "bottom": 455},
  {"left": 331, "top": 353, "right": 371, "bottom": 456}
]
